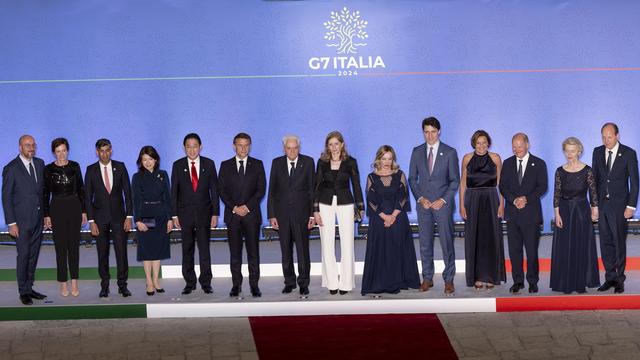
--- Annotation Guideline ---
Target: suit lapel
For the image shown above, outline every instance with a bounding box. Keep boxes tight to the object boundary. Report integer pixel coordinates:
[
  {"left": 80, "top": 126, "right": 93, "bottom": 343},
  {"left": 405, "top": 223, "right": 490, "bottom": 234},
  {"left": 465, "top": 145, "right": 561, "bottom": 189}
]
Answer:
[{"left": 610, "top": 146, "right": 624, "bottom": 175}]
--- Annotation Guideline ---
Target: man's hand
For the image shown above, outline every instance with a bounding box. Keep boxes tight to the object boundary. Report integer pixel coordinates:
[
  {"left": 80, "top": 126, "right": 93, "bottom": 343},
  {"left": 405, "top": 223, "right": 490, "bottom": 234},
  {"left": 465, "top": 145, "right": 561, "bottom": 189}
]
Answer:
[
  {"left": 514, "top": 196, "right": 528, "bottom": 209},
  {"left": 419, "top": 197, "right": 432, "bottom": 209},
  {"left": 431, "top": 198, "right": 445, "bottom": 210},
  {"left": 270, "top": 217, "right": 279, "bottom": 230},
  {"left": 90, "top": 222, "right": 99, "bottom": 236},
  {"left": 172, "top": 216, "right": 181, "bottom": 230},
  {"left": 44, "top": 217, "right": 52, "bottom": 230},
  {"left": 307, "top": 217, "right": 316, "bottom": 229},
  {"left": 123, "top": 218, "right": 133, "bottom": 232},
  {"left": 210, "top": 215, "right": 218, "bottom": 228},
  {"left": 314, "top": 211, "right": 323, "bottom": 226},
  {"left": 624, "top": 207, "right": 635, "bottom": 219},
  {"left": 136, "top": 221, "right": 149, "bottom": 232},
  {"left": 8, "top": 224, "right": 19, "bottom": 238}
]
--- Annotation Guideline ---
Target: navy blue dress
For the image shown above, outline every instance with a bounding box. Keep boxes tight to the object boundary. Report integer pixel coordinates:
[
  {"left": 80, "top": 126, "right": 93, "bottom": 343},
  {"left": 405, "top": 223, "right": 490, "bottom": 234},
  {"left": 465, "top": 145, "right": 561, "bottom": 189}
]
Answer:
[
  {"left": 132, "top": 169, "right": 171, "bottom": 261},
  {"left": 361, "top": 171, "right": 420, "bottom": 295}
]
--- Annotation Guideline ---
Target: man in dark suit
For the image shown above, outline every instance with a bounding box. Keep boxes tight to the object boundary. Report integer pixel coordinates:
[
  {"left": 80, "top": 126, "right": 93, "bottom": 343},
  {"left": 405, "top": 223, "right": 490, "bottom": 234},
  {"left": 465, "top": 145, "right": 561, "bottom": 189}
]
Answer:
[
  {"left": 85, "top": 138, "right": 133, "bottom": 298},
  {"left": 218, "top": 133, "right": 266, "bottom": 298},
  {"left": 408, "top": 117, "right": 460, "bottom": 295},
  {"left": 267, "top": 135, "right": 315, "bottom": 297},
  {"left": 171, "top": 133, "right": 219, "bottom": 295},
  {"left": 2, "top": 135, "right": 47, "bottom": 305},
  {"left": 499, "top": 133, "right": 548, "bottom": 294},
  {"left": 592, "top": 122, "right": 639, "bottom": 294}
]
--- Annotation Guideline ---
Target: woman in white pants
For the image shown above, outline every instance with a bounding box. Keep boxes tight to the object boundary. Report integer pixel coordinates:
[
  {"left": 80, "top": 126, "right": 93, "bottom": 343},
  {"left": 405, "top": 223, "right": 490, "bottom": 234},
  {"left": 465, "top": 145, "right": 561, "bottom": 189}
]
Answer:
[{"left": 313, "top": 131, "right": 364, "bottom": 295}]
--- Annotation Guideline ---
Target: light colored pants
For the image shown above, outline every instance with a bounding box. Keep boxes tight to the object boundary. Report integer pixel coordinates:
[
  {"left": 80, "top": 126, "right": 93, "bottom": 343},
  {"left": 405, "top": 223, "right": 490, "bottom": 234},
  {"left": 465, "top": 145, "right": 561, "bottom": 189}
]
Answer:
[{"left": 319, "top": 196, "right": 355, "bottom": 291}]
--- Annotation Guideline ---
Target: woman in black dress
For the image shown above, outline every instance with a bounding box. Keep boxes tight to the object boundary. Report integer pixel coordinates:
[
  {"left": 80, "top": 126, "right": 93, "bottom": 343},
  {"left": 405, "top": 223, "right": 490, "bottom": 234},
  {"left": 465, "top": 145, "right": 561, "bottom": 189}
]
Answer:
[
  {"left": 550, "top": 137, "right": 600, "bottom": 294},
  {"left": 460, "top": 130, "right": 506, "bottom": 289},
  {"left": 132, "top": 146, "right": 172, "bottom": 295},
  {"left": 43, "top": 138, "right": 87, "bottom": 297},
  {"left": 361, "top": 145, "right": 420, "bottom": 296}
]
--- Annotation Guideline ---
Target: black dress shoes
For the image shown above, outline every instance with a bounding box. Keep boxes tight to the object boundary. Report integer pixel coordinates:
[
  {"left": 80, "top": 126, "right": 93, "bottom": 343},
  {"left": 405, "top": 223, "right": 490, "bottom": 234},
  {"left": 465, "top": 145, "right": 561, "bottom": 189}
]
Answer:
[
  {"left": 299, "top": 287, "right": 309, "bottom": 296},
  {"left": 598, "top": 281, "right": 615, "bottom": 292},
  {"left": 30, "top": 290, "right": 47, "bottom": 300},
  {"left": 20, "top": 295, "right": 33, "bottom": 305},
  {"left": 229, "top": 286, "right": 241, "bottom": 297},
  {"left": 99, "top": 289, "right": 109, "bottom": 298},
  {"left": 251, "top": 287, "right": 262, "bottom": 298},
  {"left": 339, "top": 290, "right": 348, "bottom": 295},
  {"left": 118, "top": 288, "right": 132, "bottom": 297},
  {"left": 202, "top": 286, "right": 214, "bottom": 294},
  {"left": 614, "top": 282, "right": 625, "bottom": 294},
  {"left": 329, "top": 289, "right": 338, "bottom": 295},
  {"left": 182, "top": 286, "right": 195, "bottom": 295},
  {"left": 155, "top": 288, "right": 165, "bottom": 293},
  {"left": 528, "top": 284, "right": 538, "bottom": 293},
  {"left": 282, "top": 285, "right": 296, "bottom": 294},
  {"left": 509, "top": 283, "right": 525, "bottom": 294}
]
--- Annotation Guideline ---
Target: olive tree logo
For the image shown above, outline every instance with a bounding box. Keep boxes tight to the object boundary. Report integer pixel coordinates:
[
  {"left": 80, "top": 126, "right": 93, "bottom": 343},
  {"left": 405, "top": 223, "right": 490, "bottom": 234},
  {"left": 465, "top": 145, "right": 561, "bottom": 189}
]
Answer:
[{"left": 323, "top": 7, "right": 369, "bottom": 55}]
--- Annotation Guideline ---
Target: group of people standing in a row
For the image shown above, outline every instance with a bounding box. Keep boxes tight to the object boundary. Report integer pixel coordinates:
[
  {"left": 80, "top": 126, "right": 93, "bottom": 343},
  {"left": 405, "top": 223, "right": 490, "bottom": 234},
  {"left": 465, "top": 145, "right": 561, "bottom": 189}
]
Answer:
[{"left": 2, "top": 118, "right": 637, "bottom": 306}]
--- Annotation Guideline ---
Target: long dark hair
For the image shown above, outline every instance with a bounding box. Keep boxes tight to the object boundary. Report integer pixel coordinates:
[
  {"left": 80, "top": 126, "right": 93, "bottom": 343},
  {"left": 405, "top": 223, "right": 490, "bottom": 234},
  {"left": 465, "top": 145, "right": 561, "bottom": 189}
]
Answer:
[{"left": 136, "top": 145, "right": 160, "bottom": 173}]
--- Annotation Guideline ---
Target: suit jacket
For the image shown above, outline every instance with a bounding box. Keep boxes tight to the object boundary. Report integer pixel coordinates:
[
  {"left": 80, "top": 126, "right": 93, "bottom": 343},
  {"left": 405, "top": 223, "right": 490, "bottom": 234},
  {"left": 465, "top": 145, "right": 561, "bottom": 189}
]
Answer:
[
  {"left": 408, "top": 142, "right": 460, "bottom": 206},
  {"left": 499, "top": 154, "right": 548, "bottom": 225},
  {"left": 267, "top": 154, "right": 315, "bottom": 223},
  {"left": 218, "top": 156, "right": 266, "bottom": 225},
  {"left": 170, "top": 156, "right": 219, "bottom": 219},
  {"left": 2, "top": 156, "right": 45, "bottom": 227},
  {"left": 313, "top": 156, "right": 364, "bottom": 212},
  {"left": 84, "top": 160, "right": 133, "bottom": 224},
  {"left": 592, "top": 143, "right": 639, "bottom": 209}
]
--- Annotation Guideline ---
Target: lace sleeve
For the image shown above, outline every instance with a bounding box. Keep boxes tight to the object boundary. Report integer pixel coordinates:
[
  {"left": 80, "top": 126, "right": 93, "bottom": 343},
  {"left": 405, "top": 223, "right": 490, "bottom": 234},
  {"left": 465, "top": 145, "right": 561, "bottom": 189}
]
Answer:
[
  {"left": 366, "top": 174, "right": 379, "bottom": 215},
  {"left": 587, "top": 167, "right": 598, "bottom": 207},
  {"left": 553, "top": 168, "right": 561, "bottom": 208}
]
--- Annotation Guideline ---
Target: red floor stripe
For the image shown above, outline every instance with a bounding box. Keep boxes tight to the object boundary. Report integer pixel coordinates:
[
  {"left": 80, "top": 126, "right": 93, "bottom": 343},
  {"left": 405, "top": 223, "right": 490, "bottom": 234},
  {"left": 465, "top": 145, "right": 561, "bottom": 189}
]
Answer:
[
  {"left": 505, "top": 256, "right": 640, "bottom": 272},
  {"left": 496, "top": 295, "right": 640, "bottom": 312},
  {"left": 249, "top": 314, "right": 458, "bottom": 360}
]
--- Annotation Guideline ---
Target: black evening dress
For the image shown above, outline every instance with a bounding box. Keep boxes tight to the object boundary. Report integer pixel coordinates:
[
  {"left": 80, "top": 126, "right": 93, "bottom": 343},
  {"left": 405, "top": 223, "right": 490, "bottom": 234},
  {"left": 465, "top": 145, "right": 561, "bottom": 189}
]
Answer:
[
  {"left": 464, "top": 152, "right": 506, "bottom": 286},
  {"left": 550, "top": 165, "right": 600, "bottom": 293},
  {"left": 361, "top": 170, "right": 420, "bottom": 295},
  {"left": 132, "top": 169, "right": 172, "bottom": 261}
]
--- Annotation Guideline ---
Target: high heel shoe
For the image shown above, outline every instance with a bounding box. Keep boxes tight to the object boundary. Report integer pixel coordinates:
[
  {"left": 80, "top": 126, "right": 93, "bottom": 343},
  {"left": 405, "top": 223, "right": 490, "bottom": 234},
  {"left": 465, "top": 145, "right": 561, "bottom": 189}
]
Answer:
[
  {"left": 474, "top": 281, "right": 484, "bottom": 290},
  {"left": 146, "top": 290, "right": 155, "bottom": 296},
  {"left": 59, "top": 282, "right": 69, "bottom": 297},
  {"left": 155, "top": 288, "right": 165, "bottom": 293},
  {"left": 70, "top": 279, "right": 79, "bottom": 297}
]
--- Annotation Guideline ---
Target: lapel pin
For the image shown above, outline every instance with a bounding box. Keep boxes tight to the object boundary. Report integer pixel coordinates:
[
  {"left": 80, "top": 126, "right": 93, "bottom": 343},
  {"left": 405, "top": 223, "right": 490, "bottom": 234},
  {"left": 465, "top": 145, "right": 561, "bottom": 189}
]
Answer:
[
  {"left": 619, "top": 153, "right": 622, "bottom": 157},
  {"left": 531, "top": 163, "right": 535, "bottom": 166},
  {"left": 439, "top": 153, "right": 443, "bottom": 156},
  {"left": 184, "top": 169, "right": 187, "bottom": 172}
]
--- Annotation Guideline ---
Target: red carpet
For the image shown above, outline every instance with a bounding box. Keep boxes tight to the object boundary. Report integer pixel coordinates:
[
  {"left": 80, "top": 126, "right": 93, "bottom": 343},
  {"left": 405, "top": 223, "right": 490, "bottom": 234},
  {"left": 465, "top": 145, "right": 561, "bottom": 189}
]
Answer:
[{"left": 249, "top": 313, "right": 458, "bottom": 360}]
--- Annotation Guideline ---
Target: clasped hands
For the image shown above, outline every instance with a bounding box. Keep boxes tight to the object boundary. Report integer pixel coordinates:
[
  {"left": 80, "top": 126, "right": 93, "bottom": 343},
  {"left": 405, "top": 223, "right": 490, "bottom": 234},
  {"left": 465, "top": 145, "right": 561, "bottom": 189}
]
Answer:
[{"left": 419, "top": 197, "right": 445, "bottom": 211}]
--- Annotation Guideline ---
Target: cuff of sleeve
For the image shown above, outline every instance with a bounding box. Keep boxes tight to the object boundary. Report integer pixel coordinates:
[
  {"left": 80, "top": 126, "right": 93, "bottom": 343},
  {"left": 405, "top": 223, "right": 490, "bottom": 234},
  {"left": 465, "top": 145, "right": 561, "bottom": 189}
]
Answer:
[
  {"left": 8, "top": 222, "right": 16, "bottom": 227},
  {"left": 88, "top": 220, "right": 95, "bottom": 223},
  {"left": 627, "top": 206, "right": 636, "bottom": 211}
]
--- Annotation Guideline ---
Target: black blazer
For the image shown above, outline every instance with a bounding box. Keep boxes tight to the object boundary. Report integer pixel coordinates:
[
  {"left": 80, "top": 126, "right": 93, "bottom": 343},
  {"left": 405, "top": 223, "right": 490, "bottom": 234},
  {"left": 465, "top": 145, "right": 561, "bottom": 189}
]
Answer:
[
  {"left": 592, "top": 143, "right": 639, "bottom": 209},
  {"left": 84, "top": 160, "right": 133, "bottom": 224},
  {"left": 267, "top": 154, "right": 315, "bottom": 223},
  {"left": 170, "top": 156, "right": 219, "bottom": 219},
  {"left": 313, "top": 156, "right": 364, "bottom": 213},
  {"left": 218, "top": 156, "right": 266, "bottom": 225},
  {"left": 499, "top": 154, "right": 548, "bottom": 225},
  {"left": 2, "top": 156, "right": 45, "bottom": 226}
]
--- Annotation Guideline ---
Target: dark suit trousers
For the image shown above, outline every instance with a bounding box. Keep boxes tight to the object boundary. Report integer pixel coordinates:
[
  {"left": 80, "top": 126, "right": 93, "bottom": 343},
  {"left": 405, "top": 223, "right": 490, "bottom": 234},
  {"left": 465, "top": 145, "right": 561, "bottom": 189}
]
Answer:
[
  {"left": 278, "top": 217, "right": 311, "bottom": 288},
  {"left": 598, "top": 201, "right": 628, "bottom": 284},
  {"left": 180, "top": 213, "right": 212, "bottom": 288},
  {"left": 506, "top": 221, "right": 540, "bottom": 285},
  {"left": 50, "top": 195, "right": 82, "bottom": 282},
  {"left": 227, "top": 213, "right": 261, "bottom": 288},
  {"left": 96, "top": 221, "right": 128, "bottom": 290},
  {"left": 16, "top": 219, "right": 44, "bottom": 296}
]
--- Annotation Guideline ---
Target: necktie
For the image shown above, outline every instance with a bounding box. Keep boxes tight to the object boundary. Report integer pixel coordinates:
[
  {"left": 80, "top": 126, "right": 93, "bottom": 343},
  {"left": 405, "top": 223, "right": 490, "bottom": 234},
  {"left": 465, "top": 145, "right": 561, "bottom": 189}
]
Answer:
[
  {"left": 28, "top": 162, "right": 36, "bottom": 183},
  {"left": 190, "top": 161, "right": 198, "bottom": 192},
  {"left": 239, "top": 160, "right": 245, "bottom": 177},
  {"left": 289, "top": 161, "right": 295, "bottom": 177},
  {"left": 606, "top": 150, "right": 613, "bottom": 173},
  {"left": 427, "top": 147, "right": 434, "bottom": 175},
  {"left": 517, "top": 159, "right": 523, "bottom": 185},
  {"left": 103, "top": 166, "right": 111, "bottom": 194}
]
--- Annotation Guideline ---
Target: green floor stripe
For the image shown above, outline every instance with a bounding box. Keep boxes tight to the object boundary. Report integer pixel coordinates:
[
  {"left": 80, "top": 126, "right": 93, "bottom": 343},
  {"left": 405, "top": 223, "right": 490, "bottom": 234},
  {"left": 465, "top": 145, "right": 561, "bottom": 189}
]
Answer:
[
  {"left": 0, "top": 266, "right": 158, "bottom": 281},
  {"left": 0, "top": 304, "right": 147, "bottom": 321}
]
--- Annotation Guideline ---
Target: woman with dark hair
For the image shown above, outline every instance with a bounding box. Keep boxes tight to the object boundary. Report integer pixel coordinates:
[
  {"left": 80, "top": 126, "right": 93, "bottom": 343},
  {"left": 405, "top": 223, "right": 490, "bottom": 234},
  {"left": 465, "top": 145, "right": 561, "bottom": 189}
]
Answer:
[
  {"left": 313, "top": 131, "right": 364, "bottom": 295},
  {"left": 132, "top": 145, "right": 172, "bottom": 295},
  {"left": 459, "top": 130, "right": 506, "bottom": 289},
  {"left": 43, "top": 137, "right": 87, "bottom": 297},
  {"left": 361, "top": 145, "right": 420, "bottom": 296}
]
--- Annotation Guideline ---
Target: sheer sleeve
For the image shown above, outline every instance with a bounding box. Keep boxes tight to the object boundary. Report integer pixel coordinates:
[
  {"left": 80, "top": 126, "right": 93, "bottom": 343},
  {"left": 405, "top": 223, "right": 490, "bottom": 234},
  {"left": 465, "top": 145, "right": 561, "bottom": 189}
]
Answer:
[
  {"left": 366, "top": 173, "right": 381, "bottom": 217},
  {"left": 396, "top": 171, "right": 411, "bottom": 212},
  {"left": 553, "top": 168, "right": 561, "bottom": 208},
  {"left": 587, "top": 167, "right": 598, "bottom": 207}
]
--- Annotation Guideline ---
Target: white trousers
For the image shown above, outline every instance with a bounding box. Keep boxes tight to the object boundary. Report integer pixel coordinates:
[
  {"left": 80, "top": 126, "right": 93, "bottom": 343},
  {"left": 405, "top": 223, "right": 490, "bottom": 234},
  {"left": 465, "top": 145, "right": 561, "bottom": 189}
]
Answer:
[{"left": 319, "top": 196, "right": 355, "bottom": 291}]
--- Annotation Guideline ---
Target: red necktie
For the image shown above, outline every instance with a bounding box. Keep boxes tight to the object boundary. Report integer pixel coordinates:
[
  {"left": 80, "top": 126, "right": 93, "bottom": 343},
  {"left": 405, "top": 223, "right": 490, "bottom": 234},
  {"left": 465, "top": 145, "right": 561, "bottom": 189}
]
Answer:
[{"left": 191, "top": 161, "right": 198, "bottom": 192}]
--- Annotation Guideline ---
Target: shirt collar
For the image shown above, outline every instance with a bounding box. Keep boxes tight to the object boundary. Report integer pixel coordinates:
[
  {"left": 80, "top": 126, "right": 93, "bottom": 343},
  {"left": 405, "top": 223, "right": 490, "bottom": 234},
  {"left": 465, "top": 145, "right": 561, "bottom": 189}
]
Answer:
[
  {"left": 607, "top": 142, "right": 620, "bottom": 154},
  {"left": 517, "top": 152, "right": 530, "bottom": 163},
  {"left": 19, "top": 154, "right": 33, "bottom": 166},
  {"left": 236, "top": 156, "right": 247, "bottom": 163},
  {"left": 187, "top": 156, "right": 200, "bottom": 164}
]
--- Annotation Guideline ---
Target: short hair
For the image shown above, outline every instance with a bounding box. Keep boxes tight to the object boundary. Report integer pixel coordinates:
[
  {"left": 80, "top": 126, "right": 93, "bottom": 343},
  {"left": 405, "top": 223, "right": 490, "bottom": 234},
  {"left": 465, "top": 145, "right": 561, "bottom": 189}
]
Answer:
[
  {"left": 511, "top": 132, "right": 530, "bottom": 144},
  {"left": 19, "top": 135, "right": 34, "bottom": 145},
  {"left": 136, "top": 145, "right": 161, "bottom": 173},
  {"left": 372, "top": 145, "right": 400, "bottom": 173},
  {"left": 282, "top": 135, "right": 301, "bottom": 147},
  {"left": 95, "top": 138, "right": 111, "bottom": 150},
  {"left": 422, "top": 116, "right": 441, "bottom": 131},
  {"left": 51, "top": 137, "right": 69, "bottom": 153},
  {"left": 183, "top": 133, "right": 201, "bottom": 146},
  {"left": 320, "top": 131, "right": 349, "bottom": 162},
  {"left": 562, "top": 137, "right": 584, "bottom": 155},
  {"left": 601, "top": 122, "right": 619, "bottom": 135},
  {"left": 233, "top": 132, "right": 252, "bottom": 144},
  {"left": 471, "top": 130, "right": 492, "bottom": 149}
]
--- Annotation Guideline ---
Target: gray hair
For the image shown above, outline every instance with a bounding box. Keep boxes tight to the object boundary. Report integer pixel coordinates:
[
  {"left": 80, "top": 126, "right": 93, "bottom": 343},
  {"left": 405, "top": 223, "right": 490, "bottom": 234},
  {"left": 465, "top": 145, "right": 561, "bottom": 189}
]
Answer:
[
  {"left": 282, "top": 135, "right": 301, "bottom": 147},
  {"left": 562, "top": 136, "right": 584, "bottom": 155}
]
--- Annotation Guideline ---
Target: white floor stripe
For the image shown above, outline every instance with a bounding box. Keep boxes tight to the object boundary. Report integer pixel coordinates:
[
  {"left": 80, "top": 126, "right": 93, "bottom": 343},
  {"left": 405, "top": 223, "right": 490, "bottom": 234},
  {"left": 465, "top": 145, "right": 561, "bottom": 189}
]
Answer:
[
  {"left": 161, "top": 260, "right": 467, "bottom": 278},
  {"left": 146, "top": 297, "right": 495, "bottom": 318}
]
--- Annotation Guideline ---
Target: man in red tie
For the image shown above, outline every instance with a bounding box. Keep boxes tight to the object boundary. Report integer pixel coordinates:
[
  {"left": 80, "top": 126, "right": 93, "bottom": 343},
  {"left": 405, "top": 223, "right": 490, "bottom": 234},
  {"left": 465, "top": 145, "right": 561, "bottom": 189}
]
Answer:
[
  {"left": 84, "top": 138, "right": 133, "bottom": 298},
  {"left": 171, "top": 133, "right": 219, "bottom": 295}
]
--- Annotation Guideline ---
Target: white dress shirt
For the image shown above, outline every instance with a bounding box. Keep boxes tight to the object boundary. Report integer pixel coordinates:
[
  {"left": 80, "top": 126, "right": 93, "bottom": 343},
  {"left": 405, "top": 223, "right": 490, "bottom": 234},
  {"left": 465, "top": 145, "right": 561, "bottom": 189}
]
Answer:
[
  {"left": 19, "top": 155, "right": 37, "bottom": 182},
  {"left": 188, "top": 156, "right": 201, "bottom": 181},
  {"left": 99, "top": 161, "right": 113, "bottom": 191},
  {"left": 287, "top": 157, "right": 298, "bottom": 175},
  {"left": 605, "top": 142, "right": 620, "bottom": 170},
  {"left": 235, "top": 156, "right": 247, "bottom": 174},
  {"left": 516, "top": 152, "right": 530, "bottom": 178}
]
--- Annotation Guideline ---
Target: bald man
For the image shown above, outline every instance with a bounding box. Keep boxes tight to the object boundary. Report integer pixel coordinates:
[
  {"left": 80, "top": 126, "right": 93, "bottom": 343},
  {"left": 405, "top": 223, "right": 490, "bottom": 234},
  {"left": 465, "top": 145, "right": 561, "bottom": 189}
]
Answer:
[{"left": 2, "top": 135, "right": 47, "bottom": 305}]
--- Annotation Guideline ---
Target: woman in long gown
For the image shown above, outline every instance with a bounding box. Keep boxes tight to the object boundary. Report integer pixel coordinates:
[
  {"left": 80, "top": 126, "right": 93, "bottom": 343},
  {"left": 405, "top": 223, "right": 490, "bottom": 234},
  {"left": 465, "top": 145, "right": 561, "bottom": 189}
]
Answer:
[
  {"left": 550, "top": 137, "right": 600, "bottom": 294},
  {"left": 460, "top": 130, "right": 506, "bottom": 289},
  {"left": 361, "top": 145, "right": 420, "bottom": 296}
]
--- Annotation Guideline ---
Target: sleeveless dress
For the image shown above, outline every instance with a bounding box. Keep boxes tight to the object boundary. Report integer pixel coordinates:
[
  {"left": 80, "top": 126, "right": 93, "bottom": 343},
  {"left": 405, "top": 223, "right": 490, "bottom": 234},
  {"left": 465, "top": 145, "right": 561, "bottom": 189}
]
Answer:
[{"left": 464, "top": 153, "right": 506, "bottom": 286}]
